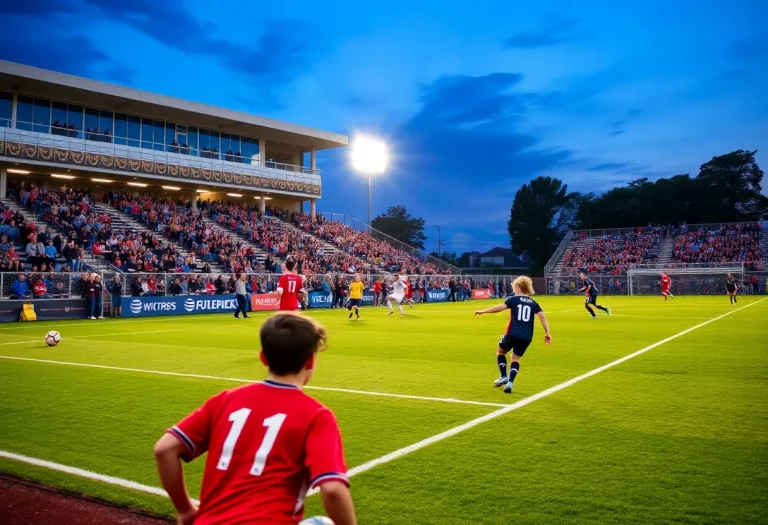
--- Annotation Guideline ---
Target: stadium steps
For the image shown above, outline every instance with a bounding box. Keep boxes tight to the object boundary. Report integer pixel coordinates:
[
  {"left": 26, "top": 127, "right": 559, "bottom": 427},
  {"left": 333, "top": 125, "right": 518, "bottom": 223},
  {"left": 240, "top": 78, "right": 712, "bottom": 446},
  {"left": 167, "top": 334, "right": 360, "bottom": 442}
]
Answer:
[
  {"left": 265, "top": 216, "right": 374, "bottom": 271},
  {"left": 199, "top": 213, "right": 273, "bottom": 268},
  {"left": 548, "top": 238, "right": 594, "bottom": 276},
  {"left": 657, "top": 236, "right": 675, "bottom": 267},
  {"left": 92, "top": 203, "right": 227, "bottom": 274}
]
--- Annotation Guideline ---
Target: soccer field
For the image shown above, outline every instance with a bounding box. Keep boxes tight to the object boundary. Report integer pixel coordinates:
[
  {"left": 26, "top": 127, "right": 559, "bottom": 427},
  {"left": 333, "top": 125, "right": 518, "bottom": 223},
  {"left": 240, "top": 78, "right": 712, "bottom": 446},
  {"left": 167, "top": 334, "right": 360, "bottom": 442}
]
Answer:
[{"left": 1, "top": 296, "right": 767, "bottom": 524}]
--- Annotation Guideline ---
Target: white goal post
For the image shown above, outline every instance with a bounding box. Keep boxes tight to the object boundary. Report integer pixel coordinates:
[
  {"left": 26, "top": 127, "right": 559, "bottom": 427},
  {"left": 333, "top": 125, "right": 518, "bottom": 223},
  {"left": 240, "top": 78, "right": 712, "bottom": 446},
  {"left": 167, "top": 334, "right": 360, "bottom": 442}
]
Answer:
[{"left": 627, "top": 263, "right": 745, "bottom": 296}]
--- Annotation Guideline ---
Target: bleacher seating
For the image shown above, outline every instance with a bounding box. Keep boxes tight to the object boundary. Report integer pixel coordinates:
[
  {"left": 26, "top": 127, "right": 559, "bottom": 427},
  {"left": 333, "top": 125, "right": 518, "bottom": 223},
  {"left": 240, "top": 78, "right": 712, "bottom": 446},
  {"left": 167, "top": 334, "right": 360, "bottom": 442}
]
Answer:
[
  {"left": 672, "top": 223, "right": 764, "bottom": 270},
  {"left": 559, "top": 227, "right": 663, "bottom": 275}
]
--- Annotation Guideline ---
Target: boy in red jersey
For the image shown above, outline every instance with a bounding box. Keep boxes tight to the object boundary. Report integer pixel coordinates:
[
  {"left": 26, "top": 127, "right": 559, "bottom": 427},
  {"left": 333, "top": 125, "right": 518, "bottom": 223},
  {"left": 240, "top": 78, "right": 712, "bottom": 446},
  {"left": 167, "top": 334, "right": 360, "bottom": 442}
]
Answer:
[
  {"left": 277, "top": 259, "right": 304, "bottom": 311},
  {"left": 660, "top": 272, "right": 673, "bottom": 300},
  {"left": 154, "top": 312, "right": 356, "bottom": 525}
]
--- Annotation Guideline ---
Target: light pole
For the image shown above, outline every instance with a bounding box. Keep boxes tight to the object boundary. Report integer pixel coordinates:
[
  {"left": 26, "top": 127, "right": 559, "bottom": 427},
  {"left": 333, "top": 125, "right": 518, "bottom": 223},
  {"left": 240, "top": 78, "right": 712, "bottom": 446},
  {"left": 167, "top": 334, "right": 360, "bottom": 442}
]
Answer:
[{"left": 350, "top": 135, "right": 389, "bottom": 231}]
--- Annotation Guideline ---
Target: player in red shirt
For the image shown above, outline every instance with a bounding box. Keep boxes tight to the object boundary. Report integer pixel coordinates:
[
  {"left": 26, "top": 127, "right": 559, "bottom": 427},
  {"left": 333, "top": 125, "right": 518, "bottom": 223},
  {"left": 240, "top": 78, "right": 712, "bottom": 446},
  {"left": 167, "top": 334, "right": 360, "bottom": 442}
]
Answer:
[
  {"left": 403, "top": 277, "right": 415, "bottom": 308},
  {"left": 154, "top": 312, "right": 357, "bottom": 525},
  {"left": 661, "top": 272, "right": 673, "bottom": 301},
  {"left": 277, "top": 259, "right": 304, "bottom": 311}
]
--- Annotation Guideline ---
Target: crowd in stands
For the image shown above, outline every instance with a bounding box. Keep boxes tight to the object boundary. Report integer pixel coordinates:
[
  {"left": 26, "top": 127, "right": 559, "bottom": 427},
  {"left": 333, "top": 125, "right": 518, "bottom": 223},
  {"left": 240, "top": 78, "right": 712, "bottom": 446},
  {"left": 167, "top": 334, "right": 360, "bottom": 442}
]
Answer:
[
  {"left": 106, "top": 192, "right": 273, "bottom": 275},
  {"left": 272, "top": 208, "right": 451, "bottom": 275},
  {"left": 672, "top": 223, "right": 764, "bottom": 270},
  {"left": 562, "top": 227, "right": 662, "bottom": 275}
]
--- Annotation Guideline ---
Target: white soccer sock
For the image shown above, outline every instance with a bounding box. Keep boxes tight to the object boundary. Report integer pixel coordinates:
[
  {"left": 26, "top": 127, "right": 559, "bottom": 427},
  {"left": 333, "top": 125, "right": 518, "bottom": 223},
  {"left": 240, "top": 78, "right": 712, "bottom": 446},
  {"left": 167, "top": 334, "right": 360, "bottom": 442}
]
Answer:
[
  {"left": 398, "top": 303, "right": 404, "bottom": 314},
  {"left": 387, "top": 300, "right": 393, "bottom": 312}
]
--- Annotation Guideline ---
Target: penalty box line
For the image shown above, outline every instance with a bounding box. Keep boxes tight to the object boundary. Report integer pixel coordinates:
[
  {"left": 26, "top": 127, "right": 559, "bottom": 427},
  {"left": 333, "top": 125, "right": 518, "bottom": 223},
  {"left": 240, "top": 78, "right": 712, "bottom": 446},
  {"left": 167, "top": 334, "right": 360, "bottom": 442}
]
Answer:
[{"left": 0, "top": 356, "right": 507, "bottom": 409}]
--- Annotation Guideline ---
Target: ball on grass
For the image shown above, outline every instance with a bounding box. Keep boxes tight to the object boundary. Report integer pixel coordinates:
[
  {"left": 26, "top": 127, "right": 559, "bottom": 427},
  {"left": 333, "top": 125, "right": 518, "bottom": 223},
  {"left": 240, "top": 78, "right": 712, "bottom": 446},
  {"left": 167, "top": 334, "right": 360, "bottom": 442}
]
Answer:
[
  {"left": 300, "top": 518, "right": 334, "bottom": 525},
  {"left": 45, "top": 330, "right": 61, "bottom": 346}
]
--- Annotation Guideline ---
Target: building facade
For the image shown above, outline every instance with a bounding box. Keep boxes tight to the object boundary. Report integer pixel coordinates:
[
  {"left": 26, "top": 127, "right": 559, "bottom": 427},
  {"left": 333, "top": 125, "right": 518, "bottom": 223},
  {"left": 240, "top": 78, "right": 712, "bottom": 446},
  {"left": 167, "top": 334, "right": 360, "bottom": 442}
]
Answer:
[{"left": 0, "top": 60, "right": 347, "bottom": 212}]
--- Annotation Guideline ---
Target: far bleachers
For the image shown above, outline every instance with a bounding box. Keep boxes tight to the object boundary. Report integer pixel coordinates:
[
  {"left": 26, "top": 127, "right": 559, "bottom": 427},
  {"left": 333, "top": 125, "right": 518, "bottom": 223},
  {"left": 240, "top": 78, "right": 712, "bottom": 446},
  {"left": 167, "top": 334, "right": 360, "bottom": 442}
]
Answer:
[
  {"left": 557, "top": 226, "right": 663, "bottom": 275},
  {"left": 671, "top": 222, "right": 764, "bottom": 270}
]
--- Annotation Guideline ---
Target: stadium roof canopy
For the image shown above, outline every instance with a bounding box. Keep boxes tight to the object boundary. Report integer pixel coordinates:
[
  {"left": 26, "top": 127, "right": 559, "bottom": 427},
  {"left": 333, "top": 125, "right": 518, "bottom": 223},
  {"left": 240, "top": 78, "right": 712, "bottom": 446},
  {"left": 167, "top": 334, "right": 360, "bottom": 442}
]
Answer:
[{"left": 0, "top": 60, "right": 347, "bottom": 151}]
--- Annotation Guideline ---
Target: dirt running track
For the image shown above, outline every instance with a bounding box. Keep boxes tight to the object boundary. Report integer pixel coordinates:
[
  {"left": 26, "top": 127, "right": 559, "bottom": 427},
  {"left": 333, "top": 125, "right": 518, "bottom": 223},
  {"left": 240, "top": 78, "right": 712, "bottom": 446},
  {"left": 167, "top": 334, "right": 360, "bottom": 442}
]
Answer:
[{"left": 0, "top": 476, "right": 172, "bottom": 524}]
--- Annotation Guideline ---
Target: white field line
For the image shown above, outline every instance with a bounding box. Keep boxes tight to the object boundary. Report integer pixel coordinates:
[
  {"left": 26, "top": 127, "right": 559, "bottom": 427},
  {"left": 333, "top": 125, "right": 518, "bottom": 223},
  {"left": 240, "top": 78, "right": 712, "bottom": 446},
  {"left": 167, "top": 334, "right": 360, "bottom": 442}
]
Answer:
[
  {"left": 0, "top": 330, "right": 179, "bottom": 346},
  {"left": 1, "top": 298, "right": 764, "bottom": 503},
  {"left": 0, "top": 356, "right": 506, "bottom": 408},
  {"left": 326, "top": 297, "right": 768, "bottom": 485},
  {"left": 0, "top": 450, "right": 199, "bottom": 505}
]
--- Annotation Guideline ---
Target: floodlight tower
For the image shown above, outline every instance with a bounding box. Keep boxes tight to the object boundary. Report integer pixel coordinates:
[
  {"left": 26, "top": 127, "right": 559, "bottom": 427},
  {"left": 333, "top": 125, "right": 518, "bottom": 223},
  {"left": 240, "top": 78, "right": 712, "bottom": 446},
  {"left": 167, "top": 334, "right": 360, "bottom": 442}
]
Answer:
[{"left": 350, "top": 135, "right": 389, "bottom": 231}]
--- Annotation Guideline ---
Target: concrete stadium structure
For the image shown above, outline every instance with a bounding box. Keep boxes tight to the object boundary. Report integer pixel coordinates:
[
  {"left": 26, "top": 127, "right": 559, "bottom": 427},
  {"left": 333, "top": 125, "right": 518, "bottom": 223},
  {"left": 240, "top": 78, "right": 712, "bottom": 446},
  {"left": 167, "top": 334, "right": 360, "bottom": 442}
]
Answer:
[{"left": 0, "top": 60, "right": 347, "bottom": 213}]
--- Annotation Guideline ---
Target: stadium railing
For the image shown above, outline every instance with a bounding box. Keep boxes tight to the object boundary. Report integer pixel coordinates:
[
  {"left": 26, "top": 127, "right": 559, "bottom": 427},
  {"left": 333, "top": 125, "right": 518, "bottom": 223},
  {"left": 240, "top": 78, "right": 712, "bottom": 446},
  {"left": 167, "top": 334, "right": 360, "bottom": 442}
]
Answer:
[
  {"left": 543, "top": 229, "right": 573, "bottom": 277},
  {"left": 0, "top": 123, "right": 320, "bottom": 183},
  {"left": 319, "top": 212, "right": 461, "bottom": 274}
]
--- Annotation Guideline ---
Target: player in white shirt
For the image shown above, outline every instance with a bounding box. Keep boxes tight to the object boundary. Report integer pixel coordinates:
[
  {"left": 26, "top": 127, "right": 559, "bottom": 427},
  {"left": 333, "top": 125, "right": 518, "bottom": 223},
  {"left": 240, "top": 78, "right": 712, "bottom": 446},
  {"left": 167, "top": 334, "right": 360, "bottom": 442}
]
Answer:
[{"left": 387, "top": 273, "right": 407, "bottom": 317}]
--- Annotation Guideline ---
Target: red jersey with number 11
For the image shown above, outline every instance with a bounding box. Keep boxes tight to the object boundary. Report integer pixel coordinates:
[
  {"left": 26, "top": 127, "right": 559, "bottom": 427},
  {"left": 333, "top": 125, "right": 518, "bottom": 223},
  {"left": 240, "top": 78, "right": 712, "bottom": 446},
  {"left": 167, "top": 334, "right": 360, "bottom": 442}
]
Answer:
[
  {"left": 277, "top": 274, "right": 303, "bottom": 311},
  {"left": 168, "top": 381, "right": 348, "bottom": 525}
]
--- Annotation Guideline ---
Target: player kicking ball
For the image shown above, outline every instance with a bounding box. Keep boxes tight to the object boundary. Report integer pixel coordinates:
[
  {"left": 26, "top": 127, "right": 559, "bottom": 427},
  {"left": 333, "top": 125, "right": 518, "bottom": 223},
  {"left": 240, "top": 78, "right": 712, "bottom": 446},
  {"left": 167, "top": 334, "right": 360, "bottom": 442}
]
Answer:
[
  {"left": 661, "top": 272, "right": 674, "bottom": 301},
  {"left": 347, "top": 274, "right": 364, "bottom": 320},
  {"left": 475, "top": 276, "right": 552, "bottom": 394},
  {"left": 386, "top": 273, "right": 407, "bottom": 316},
  {"left": 154, "top": 312, "right": 357, "bottom": 525}
]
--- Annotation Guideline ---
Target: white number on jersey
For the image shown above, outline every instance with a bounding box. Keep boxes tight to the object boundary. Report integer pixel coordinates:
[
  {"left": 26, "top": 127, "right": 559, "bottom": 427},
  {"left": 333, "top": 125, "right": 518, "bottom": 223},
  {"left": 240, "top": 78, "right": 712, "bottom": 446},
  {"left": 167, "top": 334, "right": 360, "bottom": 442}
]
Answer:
[
  {"left": 516, "top": 304, "right": 531, "bottom": 322},
  {"left": 288, "top": 280, "right": 297, "bottom": 293},
  {"left": 217, "top": 409, "right": 287, "bottom": 476}
]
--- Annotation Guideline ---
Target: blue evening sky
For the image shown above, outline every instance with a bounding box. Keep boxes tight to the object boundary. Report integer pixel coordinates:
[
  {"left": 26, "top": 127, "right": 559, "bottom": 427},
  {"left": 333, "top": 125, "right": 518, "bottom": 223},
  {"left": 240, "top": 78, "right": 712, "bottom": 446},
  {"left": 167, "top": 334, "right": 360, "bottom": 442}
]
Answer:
[{"left": 2, "top": 0, "right": 766, "bottom": 254}]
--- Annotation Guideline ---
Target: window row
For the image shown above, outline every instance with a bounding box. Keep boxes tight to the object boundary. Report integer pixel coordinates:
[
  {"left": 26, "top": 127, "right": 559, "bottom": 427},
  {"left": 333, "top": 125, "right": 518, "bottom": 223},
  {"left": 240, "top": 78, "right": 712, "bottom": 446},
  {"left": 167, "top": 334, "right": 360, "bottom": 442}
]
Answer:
[{"left": 1, "top": 93, "right": 261, "bottom": 163}]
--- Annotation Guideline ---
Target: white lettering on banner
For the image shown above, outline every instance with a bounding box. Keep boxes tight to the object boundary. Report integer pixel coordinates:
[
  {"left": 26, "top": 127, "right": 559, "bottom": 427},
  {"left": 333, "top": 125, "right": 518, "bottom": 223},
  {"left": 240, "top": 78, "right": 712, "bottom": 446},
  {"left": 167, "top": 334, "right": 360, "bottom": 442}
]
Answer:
[{"left": 140, "top": 301, "right": 177, "bottom": 312}]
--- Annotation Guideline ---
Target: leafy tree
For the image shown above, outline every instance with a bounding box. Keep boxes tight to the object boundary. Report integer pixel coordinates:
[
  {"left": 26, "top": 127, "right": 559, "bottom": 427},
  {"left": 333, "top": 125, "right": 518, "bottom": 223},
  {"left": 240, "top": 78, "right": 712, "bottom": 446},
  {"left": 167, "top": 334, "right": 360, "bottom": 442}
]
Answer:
[
  {"left": 371, "top": 206, "right": 427, "bottom": 249},
  {"left": 508, "top": 176, "right": 573, "bottom": 274},
  {"left": 694, "top": 150, "right": 768, "bottom": 221},
  {"left": 457, "top": 251, "right": 473, "bottom": 267},
  {"left": 573, "top": 150, "right": 768, "bottom": 227}
]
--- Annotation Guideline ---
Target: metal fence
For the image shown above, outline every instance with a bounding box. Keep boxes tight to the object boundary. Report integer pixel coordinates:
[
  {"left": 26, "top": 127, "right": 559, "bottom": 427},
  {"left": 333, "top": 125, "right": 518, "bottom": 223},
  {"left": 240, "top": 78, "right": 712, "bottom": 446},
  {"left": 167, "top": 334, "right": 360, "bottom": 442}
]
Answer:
[{"left": 0, "top": 124, "right": 320, "bottom": 183}]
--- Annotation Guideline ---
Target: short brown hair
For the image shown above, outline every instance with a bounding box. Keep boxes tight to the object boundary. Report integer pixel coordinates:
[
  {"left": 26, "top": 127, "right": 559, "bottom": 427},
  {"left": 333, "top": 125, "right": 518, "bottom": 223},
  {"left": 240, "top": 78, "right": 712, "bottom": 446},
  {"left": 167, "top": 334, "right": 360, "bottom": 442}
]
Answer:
[
  {"left": 512, "top": 276, "right": 535, "bottom": 295},
  {"left": 260, "top": 312, "right": 327, "bottom": 375}
]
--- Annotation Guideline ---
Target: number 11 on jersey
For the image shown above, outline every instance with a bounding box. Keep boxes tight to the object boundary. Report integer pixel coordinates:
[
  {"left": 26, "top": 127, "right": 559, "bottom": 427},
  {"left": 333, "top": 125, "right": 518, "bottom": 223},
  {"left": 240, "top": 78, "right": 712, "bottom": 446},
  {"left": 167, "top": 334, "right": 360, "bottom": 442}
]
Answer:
[{"left": 217, "top": 409, "right": 287, "bottom": 476}]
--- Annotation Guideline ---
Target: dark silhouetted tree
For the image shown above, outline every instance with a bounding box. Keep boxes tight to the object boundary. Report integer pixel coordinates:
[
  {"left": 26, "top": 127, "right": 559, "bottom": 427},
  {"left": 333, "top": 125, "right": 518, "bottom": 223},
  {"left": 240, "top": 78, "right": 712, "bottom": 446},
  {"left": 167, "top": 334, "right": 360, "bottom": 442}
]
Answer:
[
  {"left": 508, "top": 176, "right": 573, "bottom": 274},
  {"left": 371, "top": 206, "right": 427, "bottom": 249}
]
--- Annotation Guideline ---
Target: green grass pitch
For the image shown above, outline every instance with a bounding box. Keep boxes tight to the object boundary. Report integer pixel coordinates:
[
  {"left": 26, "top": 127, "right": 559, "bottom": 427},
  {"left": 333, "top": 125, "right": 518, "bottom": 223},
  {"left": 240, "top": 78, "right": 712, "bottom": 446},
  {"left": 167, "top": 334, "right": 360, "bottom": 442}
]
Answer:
[{"left": 0, "top": 296, "right": 766, "bottom": 524}]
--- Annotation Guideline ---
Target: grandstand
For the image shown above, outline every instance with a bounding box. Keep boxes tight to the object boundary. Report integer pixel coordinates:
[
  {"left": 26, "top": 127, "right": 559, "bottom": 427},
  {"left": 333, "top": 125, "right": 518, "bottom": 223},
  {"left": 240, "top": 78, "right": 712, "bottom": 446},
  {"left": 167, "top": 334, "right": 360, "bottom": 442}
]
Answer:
[
  {"left": 0, "top": 60, "right": 458, "bottom": 301},
  {"left": 545, "top": 222, "right": 766, "bottom": 294}
]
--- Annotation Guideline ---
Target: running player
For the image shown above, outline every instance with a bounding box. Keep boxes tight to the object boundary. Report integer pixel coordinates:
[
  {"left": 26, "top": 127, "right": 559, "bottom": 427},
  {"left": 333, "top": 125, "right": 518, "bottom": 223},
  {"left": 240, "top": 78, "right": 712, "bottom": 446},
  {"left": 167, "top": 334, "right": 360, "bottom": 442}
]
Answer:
[
  {"left": 276, "top": 259, "right": 303, "bottom": 312},
  {"left": 347, "top": 274, "right": 364, "bottom": 320},
  {"left": 386, "top": 273, "right": 407, "bottom": 317},
  {"left": 474, "top": 276, "right": 552, "bottom": 394},
  {"left": 403, "top": 276, "right": 415, "bottom": 308},
  {"left": 726, "top": 273, "right": 738, "bottom": 304},
  {"left": 154, "top": 312, "right": 357, "bottom": 525},
  {"left": 661, "top": 272, "right": 674, "bottom": 300},
  {"left": 578, "top": 271, "right": 610, "bottom": 319}
]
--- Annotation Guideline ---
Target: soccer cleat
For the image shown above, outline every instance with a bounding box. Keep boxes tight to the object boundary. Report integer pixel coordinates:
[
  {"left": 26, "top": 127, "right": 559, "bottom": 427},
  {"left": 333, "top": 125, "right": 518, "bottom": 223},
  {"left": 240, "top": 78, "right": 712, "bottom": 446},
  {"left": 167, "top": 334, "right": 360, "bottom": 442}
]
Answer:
[
  {"left": 591, "top": 316, "right": 596, "bottom": 321},
  {"left": 606, "top": 307, "right": 611, "bottom": 316},
  {"left": 504, "top": 382, "right": 514, "bottom": 394},
  {"left": 494, "top": 376, "right": 508, "bottom": 387},
  {"left": 388, "top": 311, "right": 394, "bottom": 316},
  {"left": 97, "top": 315, "right": 104, "bottom": 319}
]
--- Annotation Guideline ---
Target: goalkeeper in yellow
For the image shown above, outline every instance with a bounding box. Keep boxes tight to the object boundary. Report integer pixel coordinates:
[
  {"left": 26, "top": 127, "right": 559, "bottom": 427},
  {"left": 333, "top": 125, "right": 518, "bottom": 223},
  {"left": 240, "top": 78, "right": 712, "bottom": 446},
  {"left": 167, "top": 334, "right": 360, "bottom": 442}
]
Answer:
[{"left": 347, "top": 274, "right": 364, "bottom": 320}]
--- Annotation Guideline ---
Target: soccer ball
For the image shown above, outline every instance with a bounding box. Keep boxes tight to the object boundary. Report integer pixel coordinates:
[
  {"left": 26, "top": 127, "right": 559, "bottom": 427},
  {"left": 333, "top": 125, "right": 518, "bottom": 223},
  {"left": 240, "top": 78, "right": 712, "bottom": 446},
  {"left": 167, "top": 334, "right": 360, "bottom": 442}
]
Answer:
[
  {"left": 45, "top": 330, "right": 61, "bottom": 346},
  {"left": 300, "top": 518, "right": 334, "bottom": 525}
]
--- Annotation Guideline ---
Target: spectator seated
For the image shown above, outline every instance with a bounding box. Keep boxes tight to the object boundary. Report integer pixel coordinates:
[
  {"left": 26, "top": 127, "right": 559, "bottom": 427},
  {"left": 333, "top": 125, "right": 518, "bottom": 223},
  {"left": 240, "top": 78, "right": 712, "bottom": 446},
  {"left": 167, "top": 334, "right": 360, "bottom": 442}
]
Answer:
[{"left": 672, "top": 223, "right": 763, "bottom": 271}]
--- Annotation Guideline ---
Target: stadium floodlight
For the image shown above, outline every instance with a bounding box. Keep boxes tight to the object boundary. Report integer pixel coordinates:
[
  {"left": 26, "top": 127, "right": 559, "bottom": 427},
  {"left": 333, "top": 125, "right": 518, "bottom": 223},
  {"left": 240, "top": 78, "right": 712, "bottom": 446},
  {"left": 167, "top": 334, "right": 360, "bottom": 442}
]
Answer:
[
  {"left": 162, "top": 186, "right": 181, "bottom": 191},
  {"left": 92, "top": 178, "right": 112, "bottom": 183},
  {"left": 7, "top": 169, "right": 30, "bottom": 174},
  {"left": 51, "top": 173, "right": 75, "bottom": 179},
  {"left": 227, "top": 193, "right": 243, "bottom": 198},
  {"left": 350, "top": 134, "right": 389, "bottom": 228},
  {"left": 195, "top": 189, "right": 207, "bottom": 193},
  {"left": 127, "top": 182, "right": 147, "bottom": 187}
]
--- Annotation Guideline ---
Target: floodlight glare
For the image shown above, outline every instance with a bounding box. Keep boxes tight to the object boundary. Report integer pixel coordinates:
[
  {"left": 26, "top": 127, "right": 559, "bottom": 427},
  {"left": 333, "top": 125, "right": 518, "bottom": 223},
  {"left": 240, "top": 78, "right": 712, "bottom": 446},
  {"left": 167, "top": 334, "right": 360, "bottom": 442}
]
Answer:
[{"left": 350, "top": 135, "right": 389, "bottom": 175}]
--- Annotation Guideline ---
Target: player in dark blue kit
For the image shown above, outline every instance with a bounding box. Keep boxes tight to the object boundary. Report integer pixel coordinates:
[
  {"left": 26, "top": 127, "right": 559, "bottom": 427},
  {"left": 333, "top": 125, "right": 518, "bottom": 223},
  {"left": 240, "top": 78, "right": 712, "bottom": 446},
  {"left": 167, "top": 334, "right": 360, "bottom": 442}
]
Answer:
[
  {"left": 475, "top": 276, "right": 552, "bottom": 394},
  {"left": 578, "top": 271, "right": 611, "bottom": 319}
]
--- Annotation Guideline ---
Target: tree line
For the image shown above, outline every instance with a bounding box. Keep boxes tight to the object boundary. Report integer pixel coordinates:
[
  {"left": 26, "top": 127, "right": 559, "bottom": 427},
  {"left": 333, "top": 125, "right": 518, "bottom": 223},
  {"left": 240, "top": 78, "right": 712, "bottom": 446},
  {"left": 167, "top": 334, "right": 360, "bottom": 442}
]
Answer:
[{"left": 508, "top": 150, "right": 768, "bottom": 274}]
